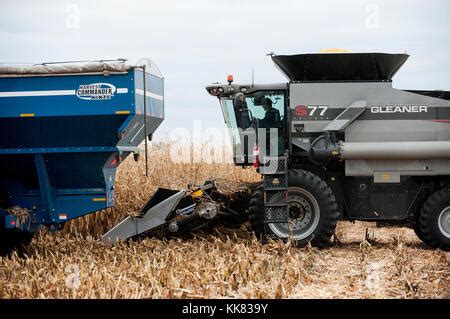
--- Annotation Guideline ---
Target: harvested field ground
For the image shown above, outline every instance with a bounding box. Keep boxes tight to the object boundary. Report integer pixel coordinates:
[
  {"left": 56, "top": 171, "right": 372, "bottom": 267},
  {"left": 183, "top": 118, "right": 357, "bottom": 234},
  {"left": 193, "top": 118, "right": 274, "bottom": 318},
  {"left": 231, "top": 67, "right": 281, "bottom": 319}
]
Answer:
[{"left": 0, "top": 144, "right": 449, "bottom": 299}]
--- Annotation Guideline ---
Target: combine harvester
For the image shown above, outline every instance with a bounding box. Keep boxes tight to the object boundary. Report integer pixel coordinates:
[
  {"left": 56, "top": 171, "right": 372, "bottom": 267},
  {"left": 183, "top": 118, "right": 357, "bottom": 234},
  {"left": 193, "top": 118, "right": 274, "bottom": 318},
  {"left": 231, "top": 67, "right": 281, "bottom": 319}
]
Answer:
[
  {"left": 105, "top": 52, "right": 449, "bottom": 251},
  {"left": 0, "top": 59, "right": 164, "bottom": 254},
  {"left": 205, "top": 52, "right": 449, "bottom": 250}
]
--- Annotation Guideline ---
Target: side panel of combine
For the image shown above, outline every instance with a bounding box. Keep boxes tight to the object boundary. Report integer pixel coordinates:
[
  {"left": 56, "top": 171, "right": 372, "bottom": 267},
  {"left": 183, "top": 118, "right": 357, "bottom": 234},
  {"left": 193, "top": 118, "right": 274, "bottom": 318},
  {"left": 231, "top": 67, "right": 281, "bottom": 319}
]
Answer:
[
  {"left": 345, "top": 89, "right": 449, "bottom": 177},
  {"left": 289, "top": 82, "right": 450, "bottom": 177}
]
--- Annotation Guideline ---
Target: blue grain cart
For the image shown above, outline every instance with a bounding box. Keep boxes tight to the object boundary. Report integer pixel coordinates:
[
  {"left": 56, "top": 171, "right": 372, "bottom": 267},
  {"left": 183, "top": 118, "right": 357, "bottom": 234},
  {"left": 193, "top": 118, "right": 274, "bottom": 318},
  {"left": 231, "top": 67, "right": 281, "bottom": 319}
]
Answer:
[{"left": 0, "top": 59, "right": 164, "bottom": 254}]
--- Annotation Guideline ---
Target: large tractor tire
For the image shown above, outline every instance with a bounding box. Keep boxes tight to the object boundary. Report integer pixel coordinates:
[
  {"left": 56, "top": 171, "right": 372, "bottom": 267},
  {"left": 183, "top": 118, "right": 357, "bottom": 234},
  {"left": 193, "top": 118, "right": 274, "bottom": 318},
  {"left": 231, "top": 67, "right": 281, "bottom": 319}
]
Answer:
[
  {"left": 249, "top": 169, "right": 339, "bottom": 248},
  {"left": 416, "top": 188, "right": 450, "bottom": 251},
  {"left": 412, "top": 217, "right": 426, "bottom": 243},
  {"left": 0, "top": 213, "right": 33, "bottom": 256}
]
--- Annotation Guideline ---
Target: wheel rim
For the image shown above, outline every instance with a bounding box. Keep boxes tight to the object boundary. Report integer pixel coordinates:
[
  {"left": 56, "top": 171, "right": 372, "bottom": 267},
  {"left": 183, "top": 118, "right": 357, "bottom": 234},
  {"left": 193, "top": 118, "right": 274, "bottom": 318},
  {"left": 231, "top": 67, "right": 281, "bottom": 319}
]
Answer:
[
  {"left": 268, "top": 187, "right": 320, "bottom": 240},
  {"left": 438, "top": 206, "right": 450, "bottom": 238}
]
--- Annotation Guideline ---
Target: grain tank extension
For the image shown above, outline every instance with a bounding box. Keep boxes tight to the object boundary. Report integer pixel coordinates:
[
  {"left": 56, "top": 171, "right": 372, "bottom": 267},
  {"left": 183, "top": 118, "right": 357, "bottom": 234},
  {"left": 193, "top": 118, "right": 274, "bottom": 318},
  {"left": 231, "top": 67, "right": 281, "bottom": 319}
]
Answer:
[
  {"left": 0, "top": 59, "right": 164, "bottom": 254},
  {"left": 206, "top": 53, "right": 450, "bottom": 250}
]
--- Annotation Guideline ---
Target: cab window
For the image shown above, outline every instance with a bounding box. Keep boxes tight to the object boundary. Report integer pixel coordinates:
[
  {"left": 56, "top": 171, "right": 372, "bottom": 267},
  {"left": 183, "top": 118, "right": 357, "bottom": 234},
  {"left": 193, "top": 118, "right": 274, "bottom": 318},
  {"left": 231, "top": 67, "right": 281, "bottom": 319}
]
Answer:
[{"left": 245, "top": 91, "right": 285, "bottom": 126}]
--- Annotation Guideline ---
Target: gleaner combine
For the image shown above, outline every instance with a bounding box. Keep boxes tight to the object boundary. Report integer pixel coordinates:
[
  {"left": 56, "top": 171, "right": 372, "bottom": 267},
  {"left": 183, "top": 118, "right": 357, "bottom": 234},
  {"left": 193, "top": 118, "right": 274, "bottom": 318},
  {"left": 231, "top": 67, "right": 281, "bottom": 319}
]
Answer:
[{"left": 203, "top": 52, "right": 449, "bottom": 250}]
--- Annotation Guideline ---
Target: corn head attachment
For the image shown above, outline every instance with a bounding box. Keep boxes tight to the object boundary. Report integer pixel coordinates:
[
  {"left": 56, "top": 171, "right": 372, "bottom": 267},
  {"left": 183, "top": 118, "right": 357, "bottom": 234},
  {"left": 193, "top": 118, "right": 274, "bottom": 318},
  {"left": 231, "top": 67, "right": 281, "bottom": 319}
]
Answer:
[{"left": 102, "top": 181, "right": 252, "bottom": 244}]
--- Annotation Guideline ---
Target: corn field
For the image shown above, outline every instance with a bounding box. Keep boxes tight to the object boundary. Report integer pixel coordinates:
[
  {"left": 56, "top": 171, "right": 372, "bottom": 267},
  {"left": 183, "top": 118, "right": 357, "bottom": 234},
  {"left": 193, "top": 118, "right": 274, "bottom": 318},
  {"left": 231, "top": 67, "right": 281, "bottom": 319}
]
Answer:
[{"left": 0, "top": 144, "right": 449, "bottom": 298}]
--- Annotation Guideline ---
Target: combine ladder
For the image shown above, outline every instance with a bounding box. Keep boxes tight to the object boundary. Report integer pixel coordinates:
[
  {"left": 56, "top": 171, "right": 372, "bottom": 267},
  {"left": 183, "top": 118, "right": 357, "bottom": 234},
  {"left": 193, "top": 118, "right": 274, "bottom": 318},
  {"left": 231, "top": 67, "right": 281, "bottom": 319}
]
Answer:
[{"left": 259, "top": 155, "right": 290, "bottom": 238}]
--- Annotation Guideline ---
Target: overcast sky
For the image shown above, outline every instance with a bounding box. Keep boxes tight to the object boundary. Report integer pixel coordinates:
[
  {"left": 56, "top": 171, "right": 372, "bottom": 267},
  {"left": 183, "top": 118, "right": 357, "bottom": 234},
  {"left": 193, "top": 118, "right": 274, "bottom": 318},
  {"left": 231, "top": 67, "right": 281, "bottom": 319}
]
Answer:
[{"left": 1, "top": 0, "right": 449, "bottom": 139}]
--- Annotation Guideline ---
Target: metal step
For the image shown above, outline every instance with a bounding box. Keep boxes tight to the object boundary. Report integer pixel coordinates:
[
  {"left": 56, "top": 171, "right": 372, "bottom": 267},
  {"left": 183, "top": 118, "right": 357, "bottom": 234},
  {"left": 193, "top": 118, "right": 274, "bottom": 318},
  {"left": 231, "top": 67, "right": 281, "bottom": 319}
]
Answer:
[
  {"left": 261, "top": 156, "right": 289, "bottom": 232},
  {"left": 258, "top": 156, "right": 288, "bottom": 175}
]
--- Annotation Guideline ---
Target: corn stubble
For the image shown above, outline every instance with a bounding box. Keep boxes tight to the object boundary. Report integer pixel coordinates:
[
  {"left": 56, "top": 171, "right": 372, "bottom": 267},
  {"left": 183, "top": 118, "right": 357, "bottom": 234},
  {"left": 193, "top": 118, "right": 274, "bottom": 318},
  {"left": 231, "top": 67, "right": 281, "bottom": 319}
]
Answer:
[{"left": 0, "top": 144, "right": 448, "bottom": 298}]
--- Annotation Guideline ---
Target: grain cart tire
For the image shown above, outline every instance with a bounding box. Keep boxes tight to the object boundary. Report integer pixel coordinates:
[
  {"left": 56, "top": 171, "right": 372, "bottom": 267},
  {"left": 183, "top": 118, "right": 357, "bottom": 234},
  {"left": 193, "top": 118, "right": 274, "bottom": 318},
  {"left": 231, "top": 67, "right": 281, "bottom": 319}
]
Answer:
[
  {"left": 417, "top": 188, "right": 450, "bottom": 251},
  {"left": 249, "top": 170, "right": 339, "bottom": 248},
  {"left": 0, "top": 213, "right": 33, "bottom": 256}
]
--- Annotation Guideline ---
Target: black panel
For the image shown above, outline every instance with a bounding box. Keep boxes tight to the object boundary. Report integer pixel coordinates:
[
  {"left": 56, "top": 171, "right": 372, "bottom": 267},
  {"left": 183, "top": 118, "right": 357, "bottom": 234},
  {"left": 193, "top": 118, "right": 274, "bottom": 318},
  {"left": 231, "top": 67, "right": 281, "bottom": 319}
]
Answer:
[
  {"left": 0, "top": 152, "right": 111, "bottom": 192},
  {"left": 140, "top": 188, "right": 180, "bottom": 216},
  {"left": 272, "top": 53, "right": 409, "bottom": 82},
  {"left": 344, "top": 176, "right": 420, "bottom": 220}
]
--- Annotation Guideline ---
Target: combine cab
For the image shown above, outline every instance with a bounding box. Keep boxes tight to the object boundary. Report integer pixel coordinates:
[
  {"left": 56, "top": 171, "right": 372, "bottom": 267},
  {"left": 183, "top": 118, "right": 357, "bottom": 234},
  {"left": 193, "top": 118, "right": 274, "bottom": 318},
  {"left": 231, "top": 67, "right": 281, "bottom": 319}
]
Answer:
[
  {"left": 0, "top": 59, "right": 164, "bottom": 254},
  {"left": 206, "top": 53, "right": 450, "bottom": 250}
]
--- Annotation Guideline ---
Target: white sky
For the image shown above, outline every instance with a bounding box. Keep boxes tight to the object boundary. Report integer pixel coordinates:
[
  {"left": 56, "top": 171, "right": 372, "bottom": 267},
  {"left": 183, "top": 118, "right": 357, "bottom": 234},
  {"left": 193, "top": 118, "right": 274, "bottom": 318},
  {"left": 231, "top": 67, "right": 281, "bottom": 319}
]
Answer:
[{"left": 1, "top": 0, "right": 449, "bottom": 139}]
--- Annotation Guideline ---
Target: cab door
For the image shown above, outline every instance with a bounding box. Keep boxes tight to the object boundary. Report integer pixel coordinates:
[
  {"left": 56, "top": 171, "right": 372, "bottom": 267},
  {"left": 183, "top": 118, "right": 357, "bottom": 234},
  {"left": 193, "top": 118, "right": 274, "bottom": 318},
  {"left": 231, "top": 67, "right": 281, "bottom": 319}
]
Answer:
[{"left": 219, "top": 90, "right": 287, "bottom": 166}]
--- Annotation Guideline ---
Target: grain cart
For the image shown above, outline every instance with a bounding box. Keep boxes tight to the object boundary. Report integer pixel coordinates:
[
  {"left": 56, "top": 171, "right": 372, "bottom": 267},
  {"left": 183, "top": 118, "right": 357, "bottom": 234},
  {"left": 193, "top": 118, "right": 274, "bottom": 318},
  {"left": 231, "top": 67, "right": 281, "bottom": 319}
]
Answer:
[
  {"left": 0, "top": 59, "right": 164, "bottom": 254},
  {"left": 206, "top": 53, "right": 450, "bottom": 250}
]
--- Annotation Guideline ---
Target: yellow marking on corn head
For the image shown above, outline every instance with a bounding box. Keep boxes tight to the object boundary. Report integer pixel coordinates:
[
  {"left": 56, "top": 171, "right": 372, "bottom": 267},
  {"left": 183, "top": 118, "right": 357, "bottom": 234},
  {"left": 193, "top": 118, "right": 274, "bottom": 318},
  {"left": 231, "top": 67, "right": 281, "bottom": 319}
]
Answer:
[{"left": 191, "top": 190, "right": 203, "bottom": 199}]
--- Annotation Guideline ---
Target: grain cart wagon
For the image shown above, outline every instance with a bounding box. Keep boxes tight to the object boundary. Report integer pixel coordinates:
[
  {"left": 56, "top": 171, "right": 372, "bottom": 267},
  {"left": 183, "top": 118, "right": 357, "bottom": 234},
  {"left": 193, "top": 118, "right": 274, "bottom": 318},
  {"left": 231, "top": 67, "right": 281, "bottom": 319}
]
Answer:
[
  {"left": 0, "top": 59, "right": 164, "bottom": 254},
  {"left": 206, "top": 53, "right": 450, "bottom": 250}
]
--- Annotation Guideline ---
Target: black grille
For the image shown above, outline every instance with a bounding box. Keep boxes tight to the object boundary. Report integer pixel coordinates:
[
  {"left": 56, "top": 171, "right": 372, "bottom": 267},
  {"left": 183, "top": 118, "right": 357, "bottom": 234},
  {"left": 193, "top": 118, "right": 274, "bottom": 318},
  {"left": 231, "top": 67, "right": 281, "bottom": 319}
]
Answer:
[
  {"left": 264, "top": 175, "right": 288, "bottom": 189},
  {"left": 265, "top": 191, "right": 286, "bottom": 205},
  {"left": 265, "top": 207, "right": 287, "bottom": 222}
]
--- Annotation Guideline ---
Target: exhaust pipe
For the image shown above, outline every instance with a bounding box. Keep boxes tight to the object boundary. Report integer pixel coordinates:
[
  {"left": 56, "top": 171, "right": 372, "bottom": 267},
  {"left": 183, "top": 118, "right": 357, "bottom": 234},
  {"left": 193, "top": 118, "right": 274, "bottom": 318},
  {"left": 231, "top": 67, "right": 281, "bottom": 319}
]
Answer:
[
  {"left": 340, "top": 141, "right": 450, "bottom": 160},
  {"left": 310, "top": 134, "right": 450, "bottom": 161}
]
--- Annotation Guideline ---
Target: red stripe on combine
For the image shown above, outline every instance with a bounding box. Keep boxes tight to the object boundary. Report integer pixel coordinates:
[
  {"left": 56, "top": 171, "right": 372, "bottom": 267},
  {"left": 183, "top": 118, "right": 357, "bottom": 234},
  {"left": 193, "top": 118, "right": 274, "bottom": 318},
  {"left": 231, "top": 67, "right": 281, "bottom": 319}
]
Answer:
[{"left": 430, "top": 120, "right": 450, "bottom": 124}]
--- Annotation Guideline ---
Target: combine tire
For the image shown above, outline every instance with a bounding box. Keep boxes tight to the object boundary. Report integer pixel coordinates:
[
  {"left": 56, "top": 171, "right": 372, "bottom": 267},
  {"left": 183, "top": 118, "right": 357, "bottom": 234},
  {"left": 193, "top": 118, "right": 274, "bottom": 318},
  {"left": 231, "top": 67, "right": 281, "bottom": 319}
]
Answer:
[
  {"left": 412, "top": 213, "right": 426, "bottom": 243},
  {"left": 249, "top": 169, "right": 339, "bottom": 248},
  {"left": 416, "top": 188, "right": 450, "bottom": 251}
]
